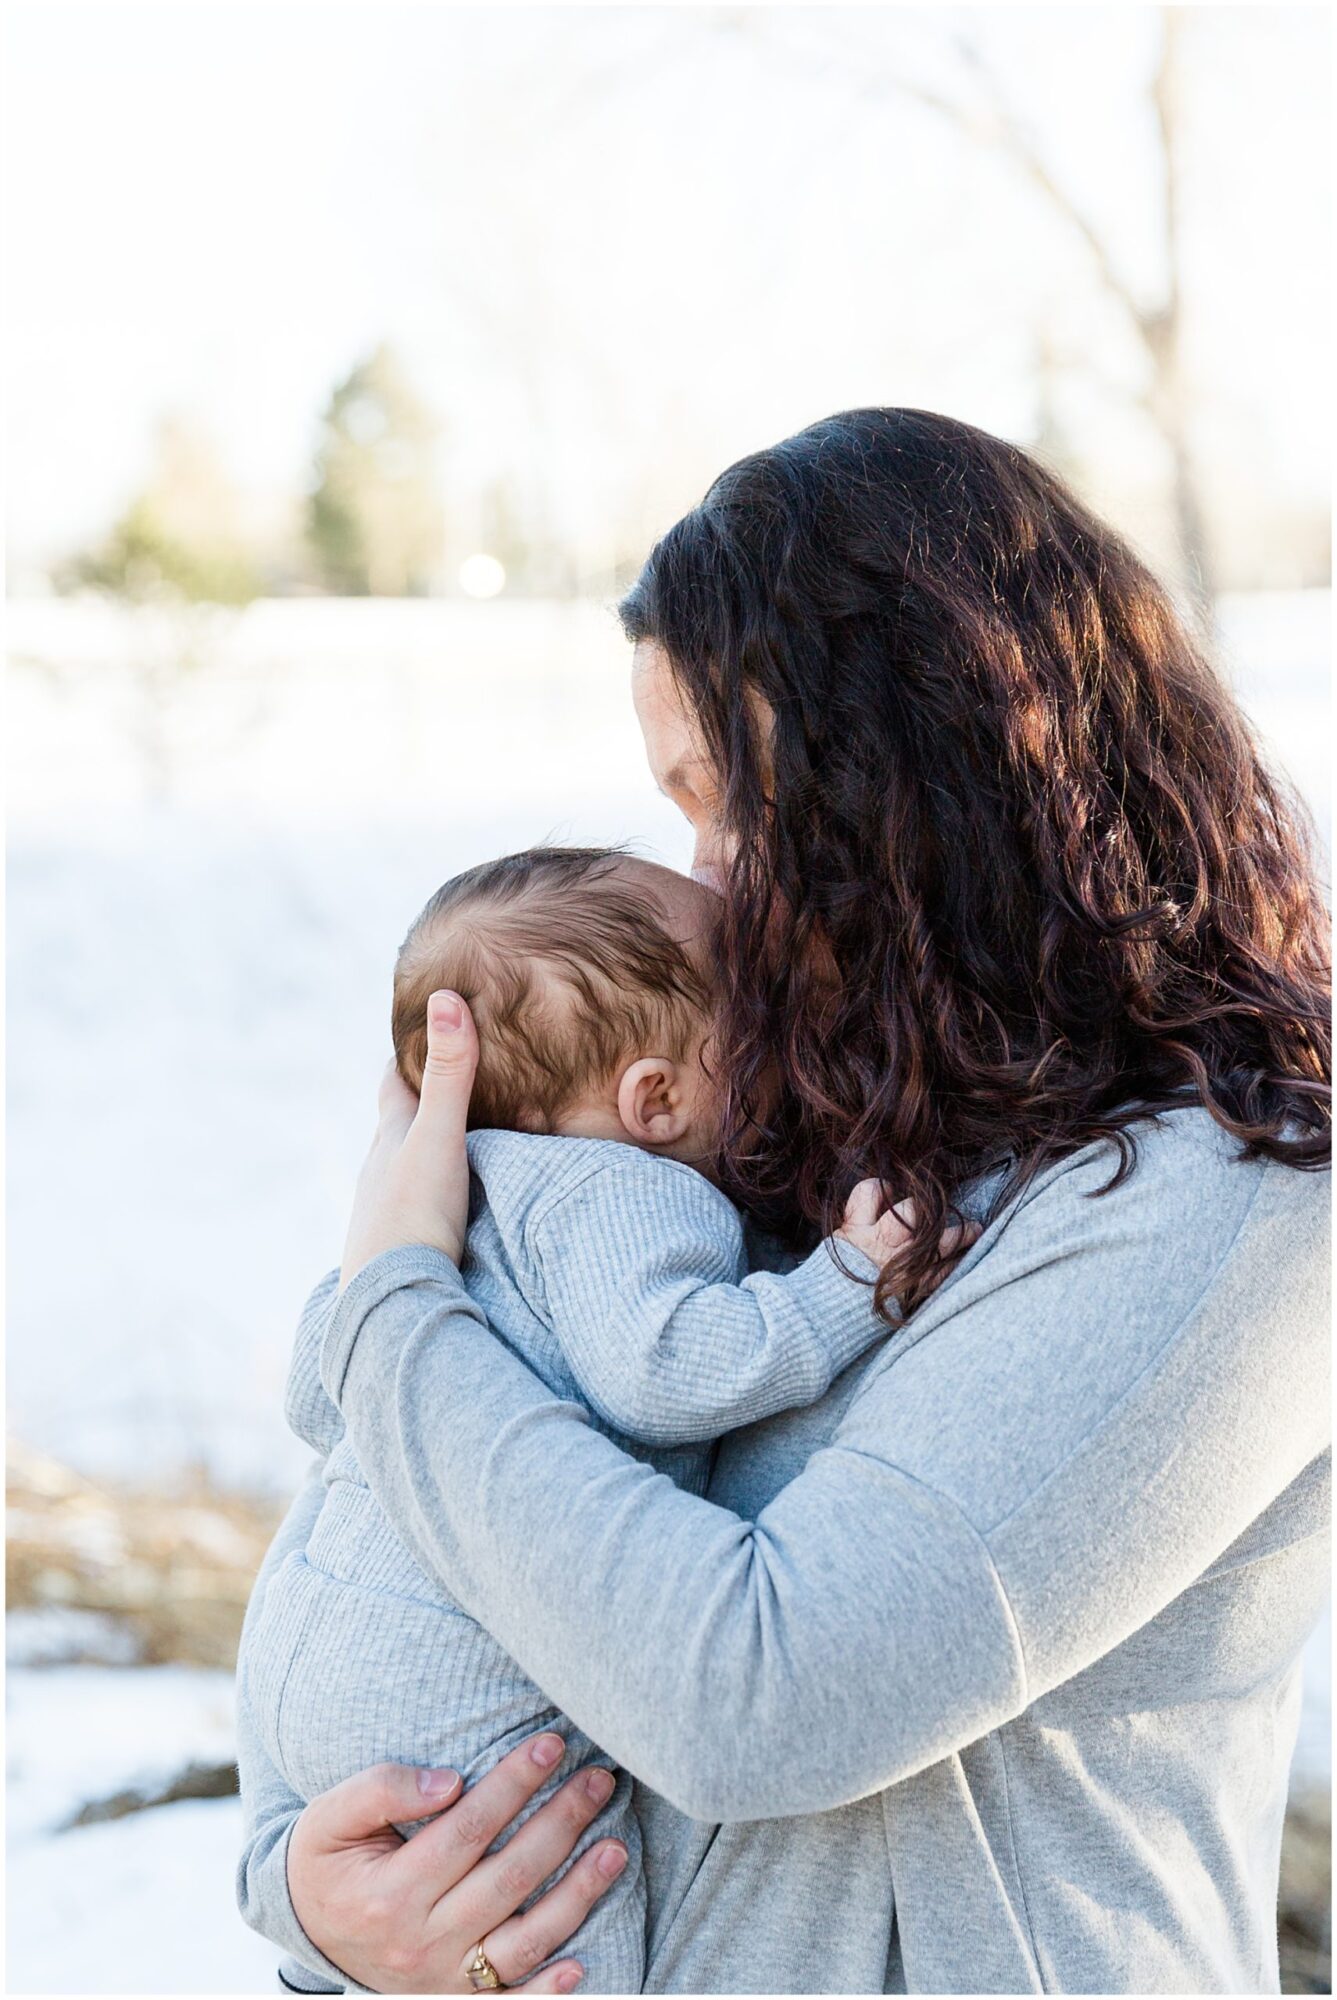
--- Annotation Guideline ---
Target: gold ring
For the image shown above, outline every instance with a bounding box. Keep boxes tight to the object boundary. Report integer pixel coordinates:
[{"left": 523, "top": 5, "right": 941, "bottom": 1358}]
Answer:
[{"left": 467, "top": 1940, "right": 505, "bottom": 1991}]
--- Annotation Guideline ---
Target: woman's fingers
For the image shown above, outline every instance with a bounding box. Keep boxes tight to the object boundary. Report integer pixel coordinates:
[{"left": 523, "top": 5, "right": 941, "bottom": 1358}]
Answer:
[
  {"left": 301, "top": 1760, "right": 463, "bottom": 1847},
  {"left": 341, "top": 994, "right": 478, "bottom": 1282},
  {"left": 480, "top": 1838, "right": 630, "bottom": 1991},
  {"left": 509, "top": 1960, "right": 587, "bottom": 1995},
  {"left": 398, "top": 1732, "right": 570, "bottom": 1900},
  {"left": 408, "top": 990, "right": 479, "bottom": 1151},
  {"left": 431, "top": 1767, "right": 623, "bottom": 1935},
  {"left": 377, "top": 1058, "right": 419, "bottom": 1130},
  {"left": 400, "top": 1740, "right": 626, "bottom": 1940}
]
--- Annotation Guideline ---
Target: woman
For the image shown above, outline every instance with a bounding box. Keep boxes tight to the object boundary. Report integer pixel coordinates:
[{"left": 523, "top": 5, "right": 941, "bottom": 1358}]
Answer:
[{"left": 241, "top": 410, "right": 1331, "bottom": 1995}]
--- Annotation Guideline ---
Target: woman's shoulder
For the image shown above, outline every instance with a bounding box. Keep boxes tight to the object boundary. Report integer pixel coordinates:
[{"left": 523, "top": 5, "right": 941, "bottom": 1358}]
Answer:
[
  {"left": 892, "top": 1100, "right": 1330, "bottom": 1408},
  {"left": 1006, "top": 1101, "right": 1328, "bottom": 1258},
  {"left": 844, "top": 1101, "right": 1329, "bottom": 1545}
]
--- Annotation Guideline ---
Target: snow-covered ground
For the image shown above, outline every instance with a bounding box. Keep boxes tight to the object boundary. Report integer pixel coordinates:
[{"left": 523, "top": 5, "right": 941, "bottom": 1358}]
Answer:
[
  {"left": 8, "top": 1798, "right": 279, "bottom": 1995},
  {"left": 6, "top": 1664, "right": 237, "bottom": 1841},
  {"left": 5, "top": 591, "right": 1331, "bottom": 1995},
  {"left": 4, "top": 1664, "right": 283, "bottom": 1993}
]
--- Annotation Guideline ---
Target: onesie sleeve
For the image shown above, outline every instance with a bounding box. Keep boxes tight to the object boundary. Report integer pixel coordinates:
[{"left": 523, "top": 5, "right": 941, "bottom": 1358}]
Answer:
[
  {"left": 284, "top": 1271, "right": 346, "bottom": 1457},
  {"left": 528, "top": 1159, "right": 888, "bottom": 1444}
]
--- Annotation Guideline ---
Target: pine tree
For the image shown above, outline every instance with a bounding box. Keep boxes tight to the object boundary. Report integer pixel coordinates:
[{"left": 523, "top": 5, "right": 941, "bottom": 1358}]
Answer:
[{"left": 307, "top": 346, "right": 444, "bottom": 595}]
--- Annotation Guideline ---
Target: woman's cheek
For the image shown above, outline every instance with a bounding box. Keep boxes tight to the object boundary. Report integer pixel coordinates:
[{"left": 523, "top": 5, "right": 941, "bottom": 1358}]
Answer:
[{"left": 690, "top": 824, "right": 733, "bottom": 893}]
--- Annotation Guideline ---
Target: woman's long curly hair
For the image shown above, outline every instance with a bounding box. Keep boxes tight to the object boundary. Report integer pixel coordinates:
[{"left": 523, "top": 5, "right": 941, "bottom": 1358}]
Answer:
[{"left": 619, "top": 408, "right": 1331, "bottom": 1321}]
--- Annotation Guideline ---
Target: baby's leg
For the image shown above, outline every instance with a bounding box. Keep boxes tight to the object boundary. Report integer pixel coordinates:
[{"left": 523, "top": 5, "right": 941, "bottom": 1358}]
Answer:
[{"left": 248, "top": 1552, "right": 647, "bottom": 1990}]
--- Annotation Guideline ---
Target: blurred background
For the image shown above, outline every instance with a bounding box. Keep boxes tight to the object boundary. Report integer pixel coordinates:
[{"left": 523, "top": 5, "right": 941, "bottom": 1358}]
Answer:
[{"left": 5, "top": 3, "right": 1331, "bottom": 1991}]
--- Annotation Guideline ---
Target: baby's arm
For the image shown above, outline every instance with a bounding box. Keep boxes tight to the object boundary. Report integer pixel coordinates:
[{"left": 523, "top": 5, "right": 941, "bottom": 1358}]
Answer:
[
  {"left": 285, "top": 1270, "right": 346, "bottom": 1456},
  {"left": 531, "top": 1161, "right": 899, "bottom": 1446}
]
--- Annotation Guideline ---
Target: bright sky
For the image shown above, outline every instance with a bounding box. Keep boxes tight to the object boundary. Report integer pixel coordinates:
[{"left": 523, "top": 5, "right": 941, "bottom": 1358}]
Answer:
[{"left": 5, "top": 2, "right": 1330, "bottom": 569}]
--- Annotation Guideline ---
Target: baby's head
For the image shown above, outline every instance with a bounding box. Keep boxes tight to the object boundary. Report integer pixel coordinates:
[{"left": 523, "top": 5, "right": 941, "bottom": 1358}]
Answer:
[{"left": 393, "top": 847, "right": 723, "bottom": 1170}]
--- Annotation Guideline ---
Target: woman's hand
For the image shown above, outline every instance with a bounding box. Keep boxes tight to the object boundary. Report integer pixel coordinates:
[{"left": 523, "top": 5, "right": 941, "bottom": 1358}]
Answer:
[
  {"left": 286, "top": 1732, "right": 629, "bottom": 1993},
  {"left": 340, "top": 992, "right": 480, "bottom": 1289}
]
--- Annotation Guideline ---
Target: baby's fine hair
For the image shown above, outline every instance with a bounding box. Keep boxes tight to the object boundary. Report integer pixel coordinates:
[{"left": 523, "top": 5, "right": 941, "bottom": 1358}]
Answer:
[{"left": 392, "top": 846, "right": 715, "bottom": 1133}]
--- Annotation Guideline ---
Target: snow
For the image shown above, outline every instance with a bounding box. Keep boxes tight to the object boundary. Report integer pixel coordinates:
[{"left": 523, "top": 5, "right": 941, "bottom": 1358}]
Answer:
[
  {"left": 5, "top": 1666, "right": 281, "bottom": 1994},
  {"left": 1294, "top": 1603, "right": 1332, "bottom": 1795},
  {"left": 1214, "top": 589, "right": 1332, "bottom": 850},
  {"left": 7, "top": 599, "right": 696, "bottom": 1495},
  {"left": 6, "top": 1607, "right": 143, "bottom": 1669},
  {"left": 6, "top": 1798, "right": 280, "bottom": 1995},
  {"left": 6, "top": 1666, "right": 238, "bottom": 1840}
]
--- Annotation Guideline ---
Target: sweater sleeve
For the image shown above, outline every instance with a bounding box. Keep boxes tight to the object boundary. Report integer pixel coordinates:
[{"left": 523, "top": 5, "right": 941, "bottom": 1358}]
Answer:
[
  {"left": 531, "top": 1163, "right": 886, "bottom": 1444},
  {"left": 321, "top": 1130, "right": 1329, "bottom": 1823}
]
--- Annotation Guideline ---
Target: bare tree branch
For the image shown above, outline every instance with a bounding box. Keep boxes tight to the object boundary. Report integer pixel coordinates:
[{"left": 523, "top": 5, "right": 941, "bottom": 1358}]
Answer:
[{"left": 948, "top": 33, "right": 1156, "bottom": 342}]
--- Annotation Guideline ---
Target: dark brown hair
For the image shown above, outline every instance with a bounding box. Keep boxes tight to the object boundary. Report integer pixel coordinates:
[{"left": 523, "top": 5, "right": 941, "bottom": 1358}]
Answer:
[
  {"left": 393, "top": 846, "right": 713, "bottom": 1132},
  {"left": 619, "top": 408, "right": 1331, "bottom": 1319}
]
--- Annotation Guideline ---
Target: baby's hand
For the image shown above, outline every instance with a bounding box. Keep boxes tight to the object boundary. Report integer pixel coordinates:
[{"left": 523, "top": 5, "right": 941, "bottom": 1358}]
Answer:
[{"left": 837, "top": 1179, "right": 980, "bottom": 1291}]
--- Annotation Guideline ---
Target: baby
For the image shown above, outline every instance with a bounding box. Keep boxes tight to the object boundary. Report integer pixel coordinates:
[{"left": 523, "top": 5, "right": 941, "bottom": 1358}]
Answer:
[{"left": 237, "top": 846, "right": 909, "bottom": 1994}]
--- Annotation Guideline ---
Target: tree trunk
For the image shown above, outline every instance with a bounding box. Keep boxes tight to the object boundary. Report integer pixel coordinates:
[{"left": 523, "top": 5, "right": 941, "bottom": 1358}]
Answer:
[{"left": 1148, "top": 8, "right": 1217, "bottom": 629}]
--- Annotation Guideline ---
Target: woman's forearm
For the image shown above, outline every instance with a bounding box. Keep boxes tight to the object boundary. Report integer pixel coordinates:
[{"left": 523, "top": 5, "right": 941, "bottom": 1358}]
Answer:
[{"left": 320, "top": 1249, "right": 1024, "bottom": 1821}]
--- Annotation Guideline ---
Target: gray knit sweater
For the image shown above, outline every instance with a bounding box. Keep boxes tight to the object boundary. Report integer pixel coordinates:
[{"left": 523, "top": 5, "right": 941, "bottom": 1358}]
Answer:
[
  {"left": 237, "top": 1128, "right": 886, "bottom": 1993},
  {"left": 239, "top": 1108, "right": 1330, "bottom": 1993}
]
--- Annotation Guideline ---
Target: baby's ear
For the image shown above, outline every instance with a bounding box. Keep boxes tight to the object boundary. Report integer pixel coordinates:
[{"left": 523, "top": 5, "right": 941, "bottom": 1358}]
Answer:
[{"left": 616, "top": 1057, "right": 689, "bottom": 1146}]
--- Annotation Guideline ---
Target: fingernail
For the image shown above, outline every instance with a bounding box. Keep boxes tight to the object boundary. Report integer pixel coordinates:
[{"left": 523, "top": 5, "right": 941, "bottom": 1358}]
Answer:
[
  {"left": 430, "top": 990, "right": 464, "bottom": 1032},
  {"left": 596, "top": 1843, "right": 627, "bottom": 1880},
  {"left": 557, "top": 1969, "right": 584, "bottom": 1992},
  {"left": 530, "top": 1733, "right": 564, "bottom": 1769},
  {"left": 585, "top": 1768, "right": 615, "bottom": 1804},
  {"left": 417, "top": 1767, "right": 460, "bottom": 1798}
]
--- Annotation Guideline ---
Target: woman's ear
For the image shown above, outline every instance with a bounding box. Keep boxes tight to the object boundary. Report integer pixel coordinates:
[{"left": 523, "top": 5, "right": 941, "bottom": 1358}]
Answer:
[{"left": 616, "top": 1057, "right": 690, "bottom": 1146}]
